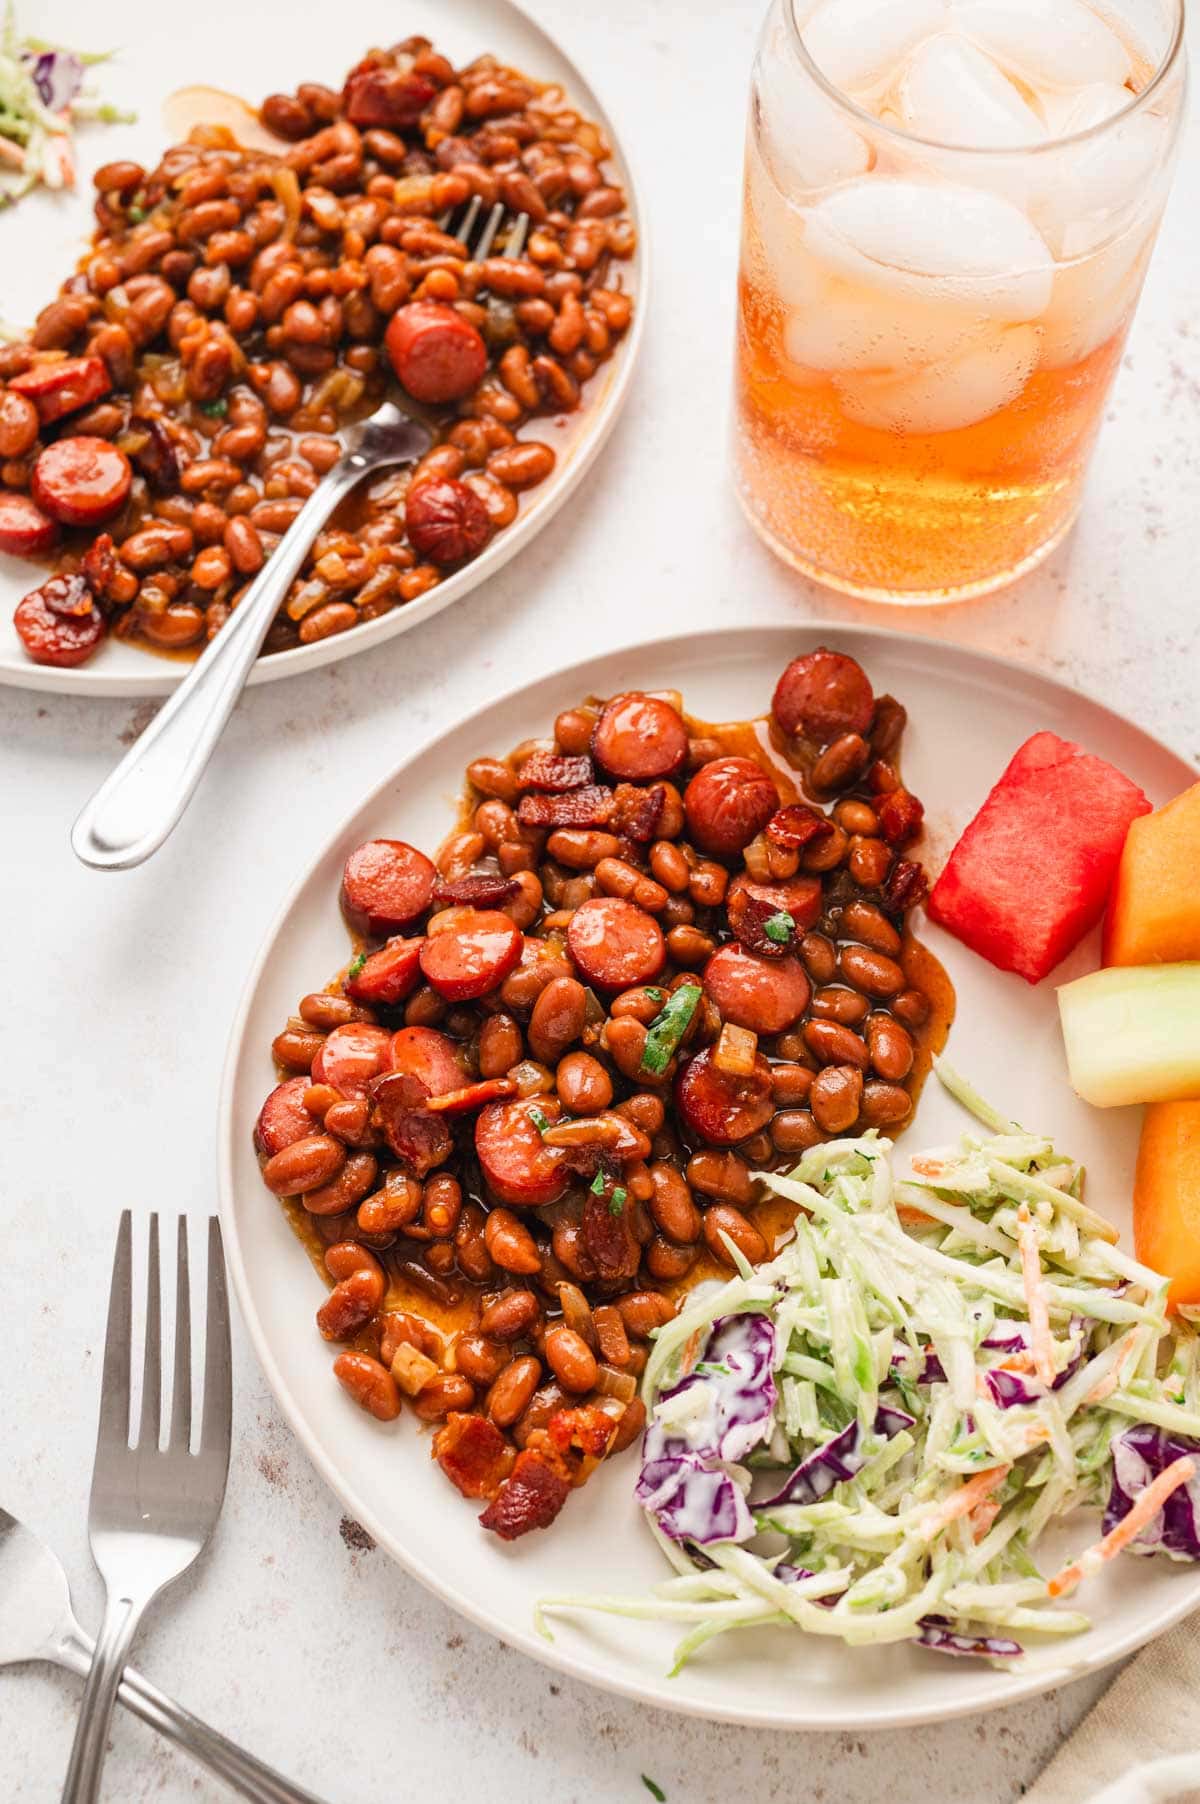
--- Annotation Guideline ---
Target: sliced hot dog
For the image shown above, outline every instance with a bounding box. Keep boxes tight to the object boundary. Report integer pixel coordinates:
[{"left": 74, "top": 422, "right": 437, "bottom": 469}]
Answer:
[
  {"left": 566, "top": 897, "right": 665, "bottom": 992},
  {"left": 341, "top": 838, "right": 436, "bottom": 937},
  {"left": 405, "top": 477, "right": 491, "bottom": 566},
  {"left": 345, "top": 937, "right": 424, "bottom": 1007},
  {"left": 311, "top": 1023, "right": 393, "bottom": 1097},
  {"left": 684, "top": 757, "right": 780, "bottom": 859},
  {"left": 389, "top": 1025, "right": 469, "bottom": 1097},
  {"left": 0, "top": 491, "right": 60, "bottom": 556},
  {"left": 31, "top": 436, "right": 132, "bottom": 527},
  {"left": 772, "top": 648, "right": 875, "bottom": 743},
  {"left": 14, "top": 574, "right": 105, "bottom": 667},
  {"left": 475, "top": 1097, "right": 568, "bottom": 1208},
  {"left": 590, "top": 692, "right": 688, "bottom": 782},
  {"left": 702, "top": 943, "right": 811, "bottom": 1035},
  {"left": 255, "top": 1076, "right": 319, "bottom": 1157},
  {"left": 419, "top": 909, "right": 523, "bottom": 1001},
  {"left": 9, "top": 355, "right": 112, "bottom": 425},
  {"left": 675, "top": 1045, "right": 775, "bottom": 1147},
  {"left": 385, "top": 301, "right": 488, "bottom": 405}
]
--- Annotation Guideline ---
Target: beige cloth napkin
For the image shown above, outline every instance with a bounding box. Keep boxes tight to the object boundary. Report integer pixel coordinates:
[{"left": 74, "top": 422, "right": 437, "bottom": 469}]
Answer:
[{"left": 1023, "top": 1619, "right": 1200, "bottom": 1804}]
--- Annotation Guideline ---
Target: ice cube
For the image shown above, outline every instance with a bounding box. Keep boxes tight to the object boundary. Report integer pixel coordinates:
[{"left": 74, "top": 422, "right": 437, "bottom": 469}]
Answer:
[
  {"left": 1039, "top": 225, "right": 1153, "bottom": 364},
  {"left": 897, "top": 33, "right": 1047, "bottom": 146},
  {"left": 755, "top": 51, "right": 872, "bottom": 193},
  {"left": 803, "top": 0, "right": 949, "bottom": 96},
  {"left": 836, "top": 322, "right": 1040, "bottom": 430},
  {"left": 952, "top": 0, "right": 1131, "bottom": 92},
  {"left": 783, "top": 285, "right": 989, "bottom": 372},
  {"left": 806, "top": 178, "right": 1054, "bottom": 320},
  {"left": 1041, "top": 81, "right": 1132, "bottom": 137},
  {"left": 1031, "top": 109, "right": 1169, "bottom": 256}
]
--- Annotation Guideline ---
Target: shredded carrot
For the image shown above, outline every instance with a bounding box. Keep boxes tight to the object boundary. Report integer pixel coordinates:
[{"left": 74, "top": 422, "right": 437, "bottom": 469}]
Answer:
[
  {"left": 0, "top": 137, "right": 26, "bottom": 169},
  {"left": 1016, "top": 1204, "right": 1055, "bottom": 1387},
  {"left": 1048, "top": 1456, "right": 1197, "bottom": 1597},
  {"left": 969, "top": 1495, "right": 1003, "bottom": 1542},
  {"left": 681, "top": 1329, "right": 702, "bottom": 1375},
  {"left": 1085, "top": 1337, "right": 1140, "bottom": 1407},
  {"left": 910, "top": 1158, "right": 946, "bottom": 1179},
  {"left": 919, "top": 1465, "right": 1010, "bottom": 1542},
  {"left": 896, "top": 1202, "right": 938, "bottom": 1228}
]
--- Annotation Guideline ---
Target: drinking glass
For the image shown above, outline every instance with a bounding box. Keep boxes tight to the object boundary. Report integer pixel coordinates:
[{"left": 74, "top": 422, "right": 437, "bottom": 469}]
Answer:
[{"left": 733, "top": 0, "right": 1187, "bottom": 602}]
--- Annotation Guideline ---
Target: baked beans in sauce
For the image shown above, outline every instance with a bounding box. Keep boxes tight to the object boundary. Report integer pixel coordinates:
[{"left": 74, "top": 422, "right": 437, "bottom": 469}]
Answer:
[
  {"left": 255, "top": 649, "right": 953, "bottom": 1539},
  {"left": 3, "top": 38, "right": 636, "bottom": 668}
]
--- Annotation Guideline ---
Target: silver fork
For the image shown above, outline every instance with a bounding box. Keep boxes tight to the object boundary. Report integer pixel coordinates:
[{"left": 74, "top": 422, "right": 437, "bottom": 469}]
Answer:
[
  {"left": 71, "top": 201, "right": 529, "bottom": 875},
  {"left": 61, "top": 1213, "right": 232, "bottom": 1804}
]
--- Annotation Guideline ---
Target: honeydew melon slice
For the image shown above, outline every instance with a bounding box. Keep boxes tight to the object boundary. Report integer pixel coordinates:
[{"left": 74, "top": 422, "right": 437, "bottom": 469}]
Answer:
[{"left": 1058, "top": 963, "right": 1200, "bottom": 1107}]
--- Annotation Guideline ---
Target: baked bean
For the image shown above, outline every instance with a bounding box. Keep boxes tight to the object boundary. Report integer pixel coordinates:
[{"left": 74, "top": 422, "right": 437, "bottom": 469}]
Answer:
[
  {"left": 839, "top": 944, "right": 906, "bottom": 999},
  {"left": 479, "top": 1012, "right": 523, "bottom": 1077},
  {"left": 478, "top": 1289, "right": 541, "bottom": 1341},
  {"left": 645, "top": 1237, "right": 697, "bottom": 1282},
  {"left": 610, "top": 986, "right": 666, "bottom": 1025},
  {"left": 486, "top": 1355, "right": 543, "bottom": 1427},
  {"left": 424, "top": 1173, "right": 463, "bottom": 1238},
  {"left": 556, "top": 1050, "right": 613, "bottom": 1114},
  {"left": 812, "top": 986, "right": 870, "bottom": 1028},
  {"left": 262, "top": 1133, "right": 345, "bottom": 1195},
  {"left": 486, "top": 441, "right": 555, "bottom": 488},
  {"left": 617, "top": 1093, "right": 666, "bottom": 1136},
  {"left": 454, "top": 1333, "right": 511, "bottom": 1387},
  {"left": 604, "top": 1015, "right": 649, "bottom": 1082},
  {"left": 649, "top": 839, "right": 690, "bottom": 893},
  {"left": 333, "top": 1352, "right": 401, "bottom": 1421},
  {"left": 499, "top": 870, "right": 543, "bottom": 931},
  {"left": 484, "top": 1207, "right": 543, "bottom": 1275},
  {"left": 770, "top": 1109, "right": 822, "bottom": 1153},
  {"left": 412, "top": 1373, "right": 476, "bottom": 1421},
  {"left": 686, "top": 1150, "right": 752, "bottom": 1206},
  {"left": 272, "top": 1027, "right": 324, "bottom": 1071},
  {"left": 527, "top": 975, "right": 587, "bottom": 1064},
  {"left": 866, "top": 1014, "right": 914, "bottom": 1080},
  {"left": 688, "top": 861, "right": 728, "bottom": 908},
  {"left": 703, "top": 1204, "right": 768, "bottom": 1267},
  {"left": 892, "top": 988, "right": 930, "bottom": 1028},
  {"left": 544, "top": 1326, "right": 598, "bottom": 1393},
  {"left": 467, "top": 756, "right": 519, "bottom": 805},
  {"left": 810, "top": 1065, "right": 863, "bottom": 1134},
  {"left": 546, "top": 829, "right": 621, "bottom": 869},
  {"left": 475, "top": 797, "right": 520, "bottom": 848},
  {"left": 299, "top": 991, "right": 367, "bottom": 1029},
  {"left": 323, "top": 1097, "right": 373, "bottom": 1145},
  {"left": 190, "top": 545, "right": 232, "bottom": 590},
  {"left": 304, "top": 1151, "right": 378, "bottom": 1216},
  {"left": 835, "top": 800, "right": 881, "bottom": 837},
  {"left": 841, "top": 899, "right": 902, "bottom": 955},
  {"left": 648, "top": 1163, "right": 701, "bottom": 1242},
  {"left": 358, "top": 1173, "right": 423, "bottom": 1234},
  {"left": 611, "top": 1396, "right": 647, "bottom": 1452},
  {"left": 140, "top": 603, "right": 206, "bottom": 649},
  {"left": 803, "top": 1019, "right": 869, "bottom": 1070},
  {"left": 771, "top": 1063, "right": 813, "bottom": 1106},
  {"left": 0, "top": 392, "right": 38, "bottom": 459},
  {"left": 616, "top": 1291, "right": 675, "bottom": 1339},
  {"left": 666, "top": 924, "right": 716, "bottom": 968},
  {"left": 455, "top": 1201, "right": 496, "bottom": 1283},
  {"left": 799, "top": 932, "right": 838, "bottom": 985},
  {"left": 554, "top": 709, "right": 595, "bottom": 755},
  {"left": 848, "top": 837, "right": 894, "bottom": 888},
  {"left": 860, "top": 1081, "right": 913, "bottom": 1127},
  {"left": 801, "top": 825, "right": 849, "bottom": 873}
]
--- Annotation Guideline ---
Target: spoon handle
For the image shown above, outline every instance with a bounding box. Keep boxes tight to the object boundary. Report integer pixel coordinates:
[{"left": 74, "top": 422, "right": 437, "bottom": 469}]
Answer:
[{"left": 70, "top": 462, "right": 361, "bottom": 873}]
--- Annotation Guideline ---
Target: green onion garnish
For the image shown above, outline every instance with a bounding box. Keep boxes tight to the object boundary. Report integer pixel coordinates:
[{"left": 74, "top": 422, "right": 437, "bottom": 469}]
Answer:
[
  {"left": 590, "top": 1170, "right": 606, "bottom": 1195},
  {"left": 528, "top": 1105, "right": 550, "bottom": 1135},
  {"left": 608, "top": 1186, "right": 628, "bottom": 1217},
  {"left": 639, "top": 983, "right": 702, "bottom": 1076},
  {"left": 127, "top": 203, "right": 147, "bottom": 223},
  {"left": 763, "top": 910, "right": 795, "bottom": 945},
  {"left": 346, "top": 951, "right": 367, "bottom": 980},
  {"left": 200, "top": 398, "right": 228, "bottom": 417},
  {"left": 642, "top": 1781, "right": 666, "bottom": 1802}
]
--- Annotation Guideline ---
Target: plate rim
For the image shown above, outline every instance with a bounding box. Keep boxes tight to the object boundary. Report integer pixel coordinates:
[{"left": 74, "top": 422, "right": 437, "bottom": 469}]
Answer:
[
  {"left": 0, "top": 0, "right": 647, "bottom": 700},
  {"left": 217, "top": 619, "right": 1200, "bottom": 1729}
]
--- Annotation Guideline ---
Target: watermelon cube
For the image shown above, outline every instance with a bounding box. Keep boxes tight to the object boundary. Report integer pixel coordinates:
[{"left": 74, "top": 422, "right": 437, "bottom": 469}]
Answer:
[{"left": 927, "top": 731, "right": 1152, "bottom": 984}]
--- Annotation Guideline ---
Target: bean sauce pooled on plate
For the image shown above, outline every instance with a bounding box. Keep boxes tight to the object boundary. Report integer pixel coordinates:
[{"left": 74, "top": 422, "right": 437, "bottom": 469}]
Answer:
[
  {"left": 254, "top": 649, "right": 954, "bottom": 1538},
  {"left": 2, "top": 37, "right": 636, "bottom": 668}
]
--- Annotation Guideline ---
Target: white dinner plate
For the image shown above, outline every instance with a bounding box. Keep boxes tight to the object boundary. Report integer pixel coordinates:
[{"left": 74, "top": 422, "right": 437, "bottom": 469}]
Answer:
[
  {"left": 219, "top": 623, "right": 1200, "bottom": 1729},
  {"left": 0, "top": 0, "right": 644, "bottom": 697}
]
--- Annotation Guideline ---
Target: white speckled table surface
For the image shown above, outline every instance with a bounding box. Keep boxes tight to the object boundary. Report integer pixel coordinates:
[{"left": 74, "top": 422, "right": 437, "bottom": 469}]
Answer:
[{"left": 2, "top": 2, "right": 1198, "bottom": 1799}]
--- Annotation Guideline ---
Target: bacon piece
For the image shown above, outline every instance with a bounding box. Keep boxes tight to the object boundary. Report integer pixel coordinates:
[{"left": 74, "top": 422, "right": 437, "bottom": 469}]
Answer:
[
  {"left": 877, "top": 789, "right": 925, "bottom": 846},
  {"left": 516, "top": 751, "right": 594, "bottom": 792},
  {"left": 611, "top": 782, "right": 666, "bottom": 843},
  {"left": 582, "top": 1184, "right": 639, "bottom": 1281},
  {"left": 130, "top": 416, "right": 180, "bottom": 493},
  {"left": 517, "top": 785, "right": 615, "bottom": 829},
  {"left": 368, "top": 1070, "right": 452, "bottom": 1175},
  {"left": 882, "top": 858, "right": 928, "bottom": 916},
  {"left": 81, "top": 532, "right": 118, "bottom": 601},
  {"left": 547, "top": 1404, "right": 619, "bottom": 1461},
  {"left": 431, "top": 872, "right": 519, "bottom": 909},
  {"left": 433, "top": 1412, "right": 515, "bottom": 1500},
  {"left": 765, "top": 804, "right": 835, "bottom": 851},
  {"left": 424, "top": 1076, "right": 518, "bottom": 1114},
  {"left": 726, "top": 876, "right": 822, "bottom": 958},
  {"left": 478, "top": 1449, "right": 571, "bottom": 1539}
]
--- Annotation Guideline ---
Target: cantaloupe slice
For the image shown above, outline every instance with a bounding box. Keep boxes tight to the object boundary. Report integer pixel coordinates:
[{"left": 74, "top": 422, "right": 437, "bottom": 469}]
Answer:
[
  {"left": 1058, "top": 963, "right": 1200, "bottom": 1106},
  {"left": 1105, "top": 780, "right": 1200, "bottom": 967},
  {"left": 1135, "top": 1101, "right": 1200, "bottom": 1310}
]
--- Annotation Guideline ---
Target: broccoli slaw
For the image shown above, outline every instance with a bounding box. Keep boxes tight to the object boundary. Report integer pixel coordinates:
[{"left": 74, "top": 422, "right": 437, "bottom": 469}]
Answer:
[
  {"left": 538, "top": 1060, "right": 1200, "bottom": 1671},
  {"left": 0, "top": 2, "right": 130, "bottom": 207}
]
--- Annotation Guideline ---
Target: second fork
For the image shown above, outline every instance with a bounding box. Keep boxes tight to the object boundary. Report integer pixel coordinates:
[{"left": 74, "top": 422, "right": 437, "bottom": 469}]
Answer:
[{"left": 61, "top": 1212, "right": 232, "bottom": 1804}]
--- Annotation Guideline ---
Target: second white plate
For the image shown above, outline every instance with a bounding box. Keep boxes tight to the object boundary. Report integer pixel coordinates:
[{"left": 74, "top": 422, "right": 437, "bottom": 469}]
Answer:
[{"left": 0, "top": 0, "right": 644, "bottom": 697}]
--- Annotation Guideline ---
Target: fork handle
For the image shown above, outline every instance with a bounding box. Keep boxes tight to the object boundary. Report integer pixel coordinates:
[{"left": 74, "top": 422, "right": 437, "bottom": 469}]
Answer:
[
  {"left": 69, "top": 459, "right": 362, "bottom": 873},
  {"left": 61, "top": 1590, "right": 147, "bottom": 1804}
]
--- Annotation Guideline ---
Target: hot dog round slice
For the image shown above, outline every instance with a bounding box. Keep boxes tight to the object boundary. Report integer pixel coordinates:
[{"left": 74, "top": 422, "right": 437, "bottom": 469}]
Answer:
[
  {"left": 590, "top": 692, "right": 688, "bottom": 782},
  {"left": 389, "top": 1025, "right": 469, "bottom": 1097},
  {"left": 419, "top": 910, "right": 523, "bottom": 1001},
  {"left": 405, "top": 477, "right": 491, "bottom": 566},
  {"left": 14, "top": 575, "right": 105, "bottom": 667},
  {"left": 0, "top": 491, "right": 59, "bottom": 556},
  {"left": 255, "top": 1076, "right": 319, "bottom": 1157},
  {"left": 385, "top": 301, "right": 488, "bottom": 405},
  {"left": 675, "top": 1045, "right": 775, "bottom": 1147},
  {"left": 345, "top": 937, "right": 424, "bottom": 1007},
  {"left": 9, "top": 355, "right": 111, "bottom": 424},
  {"left": 566, "top": 897, "right": 666, "bottom": 992},
  {"left": 702, "top": 943, "right": 811, "bottom": 1034},
  {"left": 311, "top": 1023, "right": 393, "bottom": 1097},
  {"left": 772, "top": 648, "right": 875, "bottom": 743},
  {"left": 341, "top": 839, "right": 436, "bottom": 937},
  {"left": 684, "top": 757, "right": 780, "bottom": 859},
  {"left": 31, "top": 437, "right": 132, "bottom": 527},
  {"left": 475, "top": 1096, "right": 568, "bottom": 1208}
]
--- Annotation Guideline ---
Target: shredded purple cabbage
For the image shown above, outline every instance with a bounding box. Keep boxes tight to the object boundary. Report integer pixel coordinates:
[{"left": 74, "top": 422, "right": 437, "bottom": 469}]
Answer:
[
  {"left": 636, "top": 1454, "right": 755, "bottom": 1545},
  {"left": 982, "top": 1320, "right": 1086, "bottom": 1410},
  {"left": 917, "top": 1616, "right": 1022, "bottom": 1659},
  {"left": 1103, "top": 1424, "right": 1200, "bottom": 1561},
  {"left": 758, "top": 1405, "right": 915, "bottom": 1509},
  {"left": 23, "top": 49, "right": 85, "bottom": 112}
]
